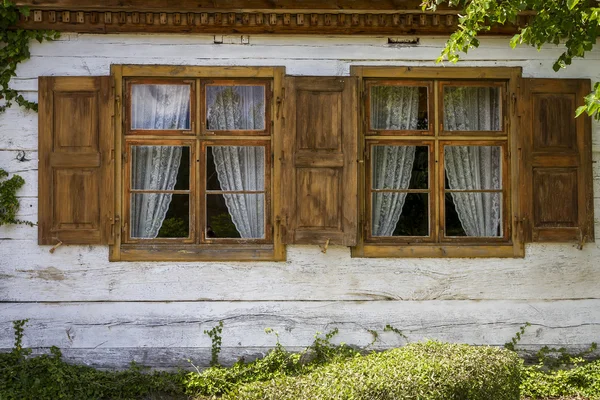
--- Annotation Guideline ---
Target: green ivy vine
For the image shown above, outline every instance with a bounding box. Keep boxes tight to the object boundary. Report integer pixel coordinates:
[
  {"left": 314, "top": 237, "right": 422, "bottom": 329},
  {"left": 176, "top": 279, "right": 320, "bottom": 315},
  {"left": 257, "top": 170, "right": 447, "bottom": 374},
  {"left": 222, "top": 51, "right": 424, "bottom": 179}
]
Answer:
[
  {"left": 1, "top": 0, "right": 59, "bottom": 113},
  {"left": 1, "top": 1, "right": 57, "bottom": 227},
  {"left": 0, "top": 168, "right": 33, "bottom": 226}
]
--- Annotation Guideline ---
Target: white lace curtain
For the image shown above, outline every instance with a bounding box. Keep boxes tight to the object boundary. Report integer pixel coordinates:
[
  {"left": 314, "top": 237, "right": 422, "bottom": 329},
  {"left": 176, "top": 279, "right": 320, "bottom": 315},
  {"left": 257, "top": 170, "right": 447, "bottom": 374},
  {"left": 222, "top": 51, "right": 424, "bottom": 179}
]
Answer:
[
  {"left": 207, "top": 86, "right": 265, "bottom": 131},
  {"left": 370, "top": 86, "right": 420, "bottom": 236},
  {"left": 130, "top": 84, "right": 189, "bottom": 238},
  {"left": 212, "top": 146, "right": 265, "bottom": 238},
  {"left": 131, "top": 84, "right": 190, "bottom": 130},
  {"left": 208, "top": 86, "right": 265, "bottom": 239},
  {"left": 444, "top": 86, "right": 502, "bottom": 237},
  {"left": 131, "top": 146, "right": 182, "bottom": 238}
]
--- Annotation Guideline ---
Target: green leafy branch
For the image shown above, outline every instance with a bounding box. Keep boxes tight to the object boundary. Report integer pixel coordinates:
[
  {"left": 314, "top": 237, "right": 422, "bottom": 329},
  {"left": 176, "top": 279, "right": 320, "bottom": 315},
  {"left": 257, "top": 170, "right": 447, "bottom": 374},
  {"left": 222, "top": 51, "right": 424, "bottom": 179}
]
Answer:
[
  {"left": 423, "top": 0, "right": 600, "bottom": 120},
  {"left": 0, "top": 168, "right": 33, "bottom": 226},
  {"left": 1, "top": 1, "right": 59, "bottom": 113}
]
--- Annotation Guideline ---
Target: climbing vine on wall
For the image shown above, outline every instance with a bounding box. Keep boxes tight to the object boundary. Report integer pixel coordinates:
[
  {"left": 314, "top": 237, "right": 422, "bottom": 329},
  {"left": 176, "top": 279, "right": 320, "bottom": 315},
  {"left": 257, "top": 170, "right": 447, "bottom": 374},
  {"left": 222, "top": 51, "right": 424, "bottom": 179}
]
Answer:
[
  {"left": 0, "top": 168, "right": 33, "bottom": 226},
  {"left": 1, "top": 0, "right": 59, "bottom": 113}
]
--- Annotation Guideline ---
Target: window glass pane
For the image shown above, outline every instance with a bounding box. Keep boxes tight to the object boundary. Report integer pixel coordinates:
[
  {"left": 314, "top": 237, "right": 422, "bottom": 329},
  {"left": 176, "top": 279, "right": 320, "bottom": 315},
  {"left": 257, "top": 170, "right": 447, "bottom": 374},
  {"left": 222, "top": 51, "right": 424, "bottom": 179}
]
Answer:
[
  {"left": 444, "top": 146, "right": 501, "bottom": 190},
  {"left": 206, "top": 85, "right": 266, "bottom": 131},
  {"left": 131, "top": 84, "right": 191, "bottom": 130},
  {"left": 206, "top": 193, "right": 265, "bottom": 239},
  {"left": 206, "top": 146, "right": 265, "bottom": 191},
  {"left": 131, "top": 194, "right": 189, "bottom": 239},
  {"left": 370, "top": 86, "right": 428, "bottom": 130},
  {"left": 445, "top": 192, "right": 502, "bottom": 237},
  {"left": 372, "top": 145, "right": 428, "bottom": 190},
  {"left": 443, "top": 86, "right": 501, "bottom": 131},
  {"left": 372, "top": 193, "right": 428, "bottom": 237},
  {"left": 131, "top": 146, "right": 189, "bottom": 190}
]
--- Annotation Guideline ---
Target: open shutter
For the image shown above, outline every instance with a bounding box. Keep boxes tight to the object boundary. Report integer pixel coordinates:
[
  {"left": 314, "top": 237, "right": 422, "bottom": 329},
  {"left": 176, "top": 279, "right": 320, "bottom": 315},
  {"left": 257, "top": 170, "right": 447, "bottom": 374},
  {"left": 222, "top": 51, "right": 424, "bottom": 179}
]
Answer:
[
  {"left": 520, "top": 78, "right": 594, "bottom": 243},
  {"left": 38, "top": 76, "right": 115, "bottom": 245},
  {"left": 281, "top": 76, "right": 358, "bottom": 246}
]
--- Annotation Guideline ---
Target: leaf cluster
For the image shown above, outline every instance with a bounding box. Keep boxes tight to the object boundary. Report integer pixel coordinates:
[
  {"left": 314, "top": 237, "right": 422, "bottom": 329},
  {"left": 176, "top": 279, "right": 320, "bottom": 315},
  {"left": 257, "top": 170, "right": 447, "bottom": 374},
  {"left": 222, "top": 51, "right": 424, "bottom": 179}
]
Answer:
[
  {"left": 1, "top": 1, "right": 59, "bottom": 113},
  {"left": 0, "top": 321, "right": 186, "bottom": 400},
  {"left": 423, "top": 0, "right": 600, "bottom": 120},
  {"left": 0, "top": 168, "right": 33, "bottom": 226}
]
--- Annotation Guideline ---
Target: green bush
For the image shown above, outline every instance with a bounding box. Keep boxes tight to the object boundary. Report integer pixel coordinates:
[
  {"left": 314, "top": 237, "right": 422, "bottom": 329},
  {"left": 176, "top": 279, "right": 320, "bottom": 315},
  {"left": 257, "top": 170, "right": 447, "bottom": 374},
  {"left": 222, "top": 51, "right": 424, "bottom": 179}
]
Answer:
[
  {"left": 521, "top": 360, "right": 600, "bottom": 399},
  {"left": 225, "top": 341, "right": 522, "bottom": 400},
  {"left": 0, "top": 344, "right": 186, "bottom": 400}
]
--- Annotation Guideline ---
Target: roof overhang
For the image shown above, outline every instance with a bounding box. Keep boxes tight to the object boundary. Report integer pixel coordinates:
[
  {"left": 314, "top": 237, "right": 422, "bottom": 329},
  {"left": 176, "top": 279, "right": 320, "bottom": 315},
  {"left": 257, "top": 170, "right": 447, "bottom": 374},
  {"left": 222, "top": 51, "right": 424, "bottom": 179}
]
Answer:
[{"left": 14, "top": 0, "right": 527, "bottom": 35}]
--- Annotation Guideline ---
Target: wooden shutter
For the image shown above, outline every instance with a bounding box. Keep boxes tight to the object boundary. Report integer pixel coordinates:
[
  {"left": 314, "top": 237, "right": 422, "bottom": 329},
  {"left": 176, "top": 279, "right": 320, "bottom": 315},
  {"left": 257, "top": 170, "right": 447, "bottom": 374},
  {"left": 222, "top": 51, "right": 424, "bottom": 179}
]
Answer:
[
  {"left": 281, "top": 76, "right": 358, "bottom": 246},
  {"left": 520, "top": 78, "right": 594, "bottom": 243},
  {"left": 38, "top": 76, "right": 115, "bottom": 245}
]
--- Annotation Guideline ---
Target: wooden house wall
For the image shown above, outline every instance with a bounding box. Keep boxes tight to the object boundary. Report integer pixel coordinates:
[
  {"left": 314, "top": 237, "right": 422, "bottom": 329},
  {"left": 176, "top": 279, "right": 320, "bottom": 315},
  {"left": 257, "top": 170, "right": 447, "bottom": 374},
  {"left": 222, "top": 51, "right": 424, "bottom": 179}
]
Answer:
[{"left": 0, "top": 33, "right": 599, "bottom": 369}]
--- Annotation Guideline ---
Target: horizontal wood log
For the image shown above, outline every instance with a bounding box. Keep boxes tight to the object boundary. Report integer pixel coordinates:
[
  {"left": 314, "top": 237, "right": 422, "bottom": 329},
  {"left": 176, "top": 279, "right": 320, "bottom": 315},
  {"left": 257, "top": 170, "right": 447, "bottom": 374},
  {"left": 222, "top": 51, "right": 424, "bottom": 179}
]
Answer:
[
  {"left": 1, "top": 240, "right": 600, "bottom": 301},
  {"left": 1, "top": 301, "right": 598, "bottom": 365},
  {"left": 12, "top": 0, "right": 455, "bottom": 12},
  {"left": 11, "top": 345, "right": 600, "bottom": 370},
  {"left": 13, "top": 8, "right": 530, "bottom": 36}
]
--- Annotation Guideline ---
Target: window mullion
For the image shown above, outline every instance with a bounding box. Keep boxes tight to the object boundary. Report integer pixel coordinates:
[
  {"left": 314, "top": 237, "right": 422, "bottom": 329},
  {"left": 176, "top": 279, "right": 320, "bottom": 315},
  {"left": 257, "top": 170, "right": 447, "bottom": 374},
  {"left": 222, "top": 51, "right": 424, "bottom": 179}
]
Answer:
[{"left": 433, "top": 80, "right": 441, "bottom": 242}]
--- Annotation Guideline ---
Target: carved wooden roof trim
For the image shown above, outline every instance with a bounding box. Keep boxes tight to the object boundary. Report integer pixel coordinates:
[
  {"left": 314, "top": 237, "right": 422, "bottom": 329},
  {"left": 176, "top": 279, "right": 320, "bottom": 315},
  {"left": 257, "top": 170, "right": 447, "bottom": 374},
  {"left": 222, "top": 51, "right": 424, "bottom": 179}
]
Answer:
[{"left": 18, "top": 9, "right": 530, "bottom": 35}]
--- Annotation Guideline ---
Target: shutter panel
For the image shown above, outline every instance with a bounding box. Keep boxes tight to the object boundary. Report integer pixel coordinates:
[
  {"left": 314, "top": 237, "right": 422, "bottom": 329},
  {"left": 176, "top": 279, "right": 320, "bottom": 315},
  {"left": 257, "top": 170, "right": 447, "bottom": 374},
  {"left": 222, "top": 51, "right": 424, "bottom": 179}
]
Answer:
[
  {"left": 281, "top": 76, "right": 358, "bottom": 246},
  {"left": 520, "top": 78, "right": 594, "bottom": 243},
  {"left": 38, "top": 76, "right": 115, "bottom": 245}
]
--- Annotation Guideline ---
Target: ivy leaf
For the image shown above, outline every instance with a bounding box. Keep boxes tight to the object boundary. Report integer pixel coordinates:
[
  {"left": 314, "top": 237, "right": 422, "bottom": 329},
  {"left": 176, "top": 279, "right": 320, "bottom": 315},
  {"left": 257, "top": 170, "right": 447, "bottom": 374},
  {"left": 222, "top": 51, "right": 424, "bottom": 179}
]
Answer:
[{"left": 567, "top": 0, "right": 580, "bottom": 11}]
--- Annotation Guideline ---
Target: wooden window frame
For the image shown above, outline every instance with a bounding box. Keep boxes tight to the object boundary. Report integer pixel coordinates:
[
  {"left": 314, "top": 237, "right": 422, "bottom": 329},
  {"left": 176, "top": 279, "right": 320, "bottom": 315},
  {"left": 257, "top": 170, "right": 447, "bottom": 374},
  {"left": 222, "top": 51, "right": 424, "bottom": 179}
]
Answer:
[
  {"left": 366, "top": 140, "right": 435, "bottom": 243},
  {"left": 438, "top": 80, "right": 507, "bottom": 137},
  {"left": 365, "top": 80, "right": 435, "bottom": 136},
  {"left": 201, "top": 140, "right": 272, "bottom": 244},
  {"left": 351, "top": 66, "right": 524, "bottom": 258},
  {"left": 110, "top": 65, "right": 286, "bottom": 262},
  {"left": 125, "top": 78, "right": 196, "bottom": 136},
  {"left": 124, "top": 139, "right": 196, "bottom": 244},
  {"left": 439, "top": 140, "right": 510, "bottom": 243},
  {"left": 201, "top": 79, "right": 272, "bottom": 136}
]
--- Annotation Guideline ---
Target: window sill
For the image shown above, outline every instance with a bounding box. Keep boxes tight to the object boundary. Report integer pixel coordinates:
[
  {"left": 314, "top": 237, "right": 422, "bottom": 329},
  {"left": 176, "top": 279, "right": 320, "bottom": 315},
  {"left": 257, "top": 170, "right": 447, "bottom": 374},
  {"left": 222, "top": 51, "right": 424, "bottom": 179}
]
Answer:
[
  {"left": 351, "top": 243, "right": 524, "bottom": 258},
  {"left": 112, "top": 243, "right": 285, "bottom": 262}
]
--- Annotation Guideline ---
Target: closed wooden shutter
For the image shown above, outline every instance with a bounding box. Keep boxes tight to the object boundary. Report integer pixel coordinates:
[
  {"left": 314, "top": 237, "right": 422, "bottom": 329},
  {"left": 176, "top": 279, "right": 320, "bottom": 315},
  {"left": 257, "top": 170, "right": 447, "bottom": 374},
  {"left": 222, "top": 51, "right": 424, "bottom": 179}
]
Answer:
[
  {"left": 281, "top": 76, "right": 358, "bottom": 245},
  {"left": 38, "top": 76, "right": 115, "bottom": 245},
  {"left": 520, "top": 78, "right": 594, "bottom": 243}
]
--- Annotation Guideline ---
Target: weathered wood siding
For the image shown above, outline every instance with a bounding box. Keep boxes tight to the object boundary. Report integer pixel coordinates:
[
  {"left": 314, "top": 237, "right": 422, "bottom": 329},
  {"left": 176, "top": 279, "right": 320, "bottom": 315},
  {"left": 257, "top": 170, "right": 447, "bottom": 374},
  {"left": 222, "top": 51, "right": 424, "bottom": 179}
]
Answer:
[{"left": 1, "top": 34, "right": 599, "bottom": 369}]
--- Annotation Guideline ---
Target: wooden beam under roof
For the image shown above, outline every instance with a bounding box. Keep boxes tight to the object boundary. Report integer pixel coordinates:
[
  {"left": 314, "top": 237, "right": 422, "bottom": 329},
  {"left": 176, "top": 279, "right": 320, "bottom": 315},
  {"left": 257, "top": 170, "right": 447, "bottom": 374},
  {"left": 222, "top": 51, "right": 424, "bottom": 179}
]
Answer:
[
  {"left": 14, "top": 0, "right": 530, "bottom": 35},
  {"left": 14, "top": 0, "right": 452, "bottom": 12}
]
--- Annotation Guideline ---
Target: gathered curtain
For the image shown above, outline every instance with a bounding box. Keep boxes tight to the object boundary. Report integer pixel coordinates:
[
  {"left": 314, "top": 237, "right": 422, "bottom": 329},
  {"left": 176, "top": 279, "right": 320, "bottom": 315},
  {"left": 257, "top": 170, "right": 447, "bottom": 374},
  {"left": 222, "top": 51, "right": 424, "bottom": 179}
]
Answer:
[
  {"left": 208, "top": 86, "right": 265, "bottom": 239},
  {"left": 370, "top": 86, "right": 420, "bottom": 236},
  {"left": 130, "top": 85, "right": 189, "bottom": 238},
  {"left": 444, "top": 87, "right": 501, "bottom": 237},
  {"left": 131, "top": 146, "right": 182, "bottom": 238}
]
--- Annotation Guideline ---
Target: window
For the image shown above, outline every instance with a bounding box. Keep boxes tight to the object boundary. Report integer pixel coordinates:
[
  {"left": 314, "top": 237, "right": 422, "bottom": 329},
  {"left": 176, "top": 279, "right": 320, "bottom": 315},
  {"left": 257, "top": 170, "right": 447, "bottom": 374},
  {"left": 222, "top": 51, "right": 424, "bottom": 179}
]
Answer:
[
  {"left": 352, "top": 67, "right": 528, "bottom": 258},
  {"left": 365, "top": 79, "right": 509, "bottom": 246},
  {"left": 112, "top": 67, "right": 284, "bottom": 261}
]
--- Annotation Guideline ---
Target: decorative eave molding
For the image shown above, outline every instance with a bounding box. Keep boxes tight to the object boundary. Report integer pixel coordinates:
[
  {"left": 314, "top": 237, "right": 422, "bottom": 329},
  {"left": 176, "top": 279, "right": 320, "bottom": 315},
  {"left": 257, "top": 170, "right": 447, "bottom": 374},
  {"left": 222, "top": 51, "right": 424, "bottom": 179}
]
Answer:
[{"left": 17, "top": 9, "right": 530, "bottom": 35}]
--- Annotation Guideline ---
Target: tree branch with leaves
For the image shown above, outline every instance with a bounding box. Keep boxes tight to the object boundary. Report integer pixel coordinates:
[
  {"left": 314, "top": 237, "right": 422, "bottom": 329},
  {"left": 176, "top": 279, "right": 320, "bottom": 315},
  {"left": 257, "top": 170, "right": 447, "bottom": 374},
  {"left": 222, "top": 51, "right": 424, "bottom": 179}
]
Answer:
[{"left": 423, "top": 0, "right": 600, "bottom": 120}]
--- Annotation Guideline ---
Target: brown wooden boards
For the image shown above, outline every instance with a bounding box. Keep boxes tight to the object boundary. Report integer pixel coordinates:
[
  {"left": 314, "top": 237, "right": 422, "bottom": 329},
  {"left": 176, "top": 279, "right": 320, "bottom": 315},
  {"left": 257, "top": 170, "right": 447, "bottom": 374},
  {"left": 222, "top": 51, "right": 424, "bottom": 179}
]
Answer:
[
  {"left": 38, "top": 76, "right": 115, "bottom": 245},
  {"left": 520, "top": 78, "right": 594, "bottom": 243},
  {"left": 281, "top": 76, "right": 358, "bottom": 246},
  {"left": 14, "top": 0, "right": 449, "bottom": 12}
]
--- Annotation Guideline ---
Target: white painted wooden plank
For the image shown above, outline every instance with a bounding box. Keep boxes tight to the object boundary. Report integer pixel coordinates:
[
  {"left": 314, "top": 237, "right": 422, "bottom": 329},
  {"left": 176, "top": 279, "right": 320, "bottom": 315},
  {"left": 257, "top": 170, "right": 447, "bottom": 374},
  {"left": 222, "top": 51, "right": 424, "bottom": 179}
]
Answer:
[
  {"left": 11, "top": 345, "right": 599, "bottom": 371},
  {"left": 1, "top": 301, "right": 598, "bottom": 352},
  {"left": 27, "top": 35, "right": 600, "bottom": 61},
  {"left": 1, "top": 242, "right": 600, "bottom": 302},
  {"left": 0, "top": 108, "right": 37, "bottom": 150},
  {"left": 21, "top": 347, "right": 285, "bottom": 370}
]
